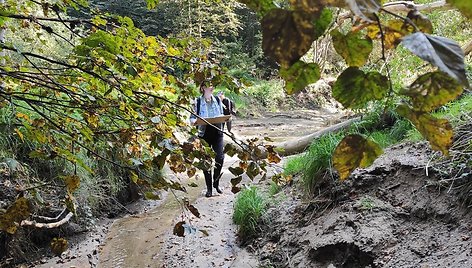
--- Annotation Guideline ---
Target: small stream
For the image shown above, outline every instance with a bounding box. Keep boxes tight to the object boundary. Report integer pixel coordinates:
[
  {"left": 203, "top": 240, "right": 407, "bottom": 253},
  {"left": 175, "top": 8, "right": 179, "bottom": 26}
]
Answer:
[{"left": 96, "top": 110, "right": 342, "bottom": 267}]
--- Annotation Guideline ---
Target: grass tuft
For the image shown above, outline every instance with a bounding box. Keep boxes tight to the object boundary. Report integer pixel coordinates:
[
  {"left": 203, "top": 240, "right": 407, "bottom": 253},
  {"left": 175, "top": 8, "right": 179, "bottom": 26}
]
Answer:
[{"left": 233, "top": 186, "right": 266, "bottom": 241}]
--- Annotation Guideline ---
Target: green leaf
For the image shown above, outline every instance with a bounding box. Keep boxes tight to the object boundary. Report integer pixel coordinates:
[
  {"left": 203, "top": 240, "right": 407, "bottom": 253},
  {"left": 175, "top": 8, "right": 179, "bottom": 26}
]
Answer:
[
  {"left": 229, "top": 166, "right": 244, "bottom": 176},
  {"left": 314, "top": 8, "right": 334, "bottom": 40},
  {"left": 400, "top": 71, "right": 464, "bottom": 112},
  {"left": 331, "top": 30, "right": 373, "bottom": 67},
  {"left": 237, "top": 0, "right": 276, "bottom": 17},
  {"left": 446, "top": 0, "right": 472, "bottom": 18},
  {"left": 332, "top": 134, "right": 383, "bottom": 180},
  {"left": 262, "top": 9, "right": 316, "bottom": 68},
  {"left": 401, "top": 33, "right": 469, "bottom": 87},
  {"left": 332, "top": 67, "right": 389, "bottom": 109},
  {"left": 396, "top": 104, "right": 453, "bottom": 155},
  {"left": 144, "top": 191, "right": 161, "bottom": 200},
  {"left": 280, "top": 61, "right": 320, "bottom": 94},
  {"left": 146, "top": 0, "right": 159, "bottom": 9},
  {"left": 130, "top": 171, "right": 139, "bottom": 184}
]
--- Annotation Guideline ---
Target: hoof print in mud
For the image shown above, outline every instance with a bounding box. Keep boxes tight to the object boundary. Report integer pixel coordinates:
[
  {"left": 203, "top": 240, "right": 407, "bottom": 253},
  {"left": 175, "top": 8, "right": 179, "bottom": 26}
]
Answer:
[{"left": 309, "top": 242, "right": 374, "bottom": 268}]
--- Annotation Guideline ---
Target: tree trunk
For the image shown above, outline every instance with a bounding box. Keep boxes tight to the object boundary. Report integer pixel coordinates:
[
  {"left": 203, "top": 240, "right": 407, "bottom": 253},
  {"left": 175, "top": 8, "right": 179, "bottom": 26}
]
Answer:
[{"left": 273, "top": 117, "right": 360, "bottom": 156}]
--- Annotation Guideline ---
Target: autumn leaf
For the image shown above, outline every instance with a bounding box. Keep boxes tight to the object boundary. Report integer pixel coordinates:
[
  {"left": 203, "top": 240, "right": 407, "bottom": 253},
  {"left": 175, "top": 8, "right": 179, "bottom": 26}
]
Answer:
[
  {"left": 229, "top": 166, "right": 244, "bottom": 176},
  {"left": 262, "top": 9, "right": 316, "bottom": 68},
  {"left": 332, "top": 134, "right": 383, "bottom": 180},
  {"left": 332, "top": 67, "right": 389, "bottom": 109},
  {"left": 331, "top": 29, "right": 373, "bottom": 67},
  {"left": 0, "top": 197, "right": 30, "bottom": 234},
  {"left": 407, "top": 10, "right": 433, "bottom": 34},
  {"left": 367, "top": 19, "right": 414, "bottom": 49},
  {"left": 400, "top": 71, "right": 464, "bottom": 112},
  {"left": 173, "top": 221, "right": 185, "bottom": 237},
  {"left": 397, "top": 104, "right": 453, "bottom": 155},
  {"left": 184, "top": 200, "right": 201, "bottom": 218},
  {"left": 280, "top": 61, "right": 320, "bottom": 94},
  {"left": 61, "top": 175, "right": 80, "bottom": 193},
  {"left": 50, "top": 237, "right": 68, "bottom": 255}
]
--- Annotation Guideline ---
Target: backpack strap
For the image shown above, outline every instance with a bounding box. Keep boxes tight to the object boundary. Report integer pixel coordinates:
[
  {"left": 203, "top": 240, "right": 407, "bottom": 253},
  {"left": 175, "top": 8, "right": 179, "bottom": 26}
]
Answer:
[
  {"left": 196, "top": 95, "right": 221, "bottom": 116},
  {"left": 196, "top": 97, "right": 201, "bottom": 115}
]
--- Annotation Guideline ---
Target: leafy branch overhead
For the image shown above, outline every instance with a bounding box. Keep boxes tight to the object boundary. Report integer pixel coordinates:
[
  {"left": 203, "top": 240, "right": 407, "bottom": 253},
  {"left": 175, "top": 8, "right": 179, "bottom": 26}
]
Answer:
[{"left": 239, "top": 0, "right": 470, "bottom": 179}]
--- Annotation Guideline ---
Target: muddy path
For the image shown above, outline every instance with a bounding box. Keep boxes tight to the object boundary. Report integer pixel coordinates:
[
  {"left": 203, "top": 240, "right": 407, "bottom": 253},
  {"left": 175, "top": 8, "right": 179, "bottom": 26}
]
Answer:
[
  {"left": 96, "top": 109, "right": 344, "bottom": 268},
  {"left": 31, "top": 109, "right": 344, "bottom": 268}
]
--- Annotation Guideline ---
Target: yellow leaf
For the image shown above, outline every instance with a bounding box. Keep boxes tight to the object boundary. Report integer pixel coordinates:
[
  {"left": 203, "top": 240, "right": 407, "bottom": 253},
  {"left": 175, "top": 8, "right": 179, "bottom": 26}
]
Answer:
[
  {"left": 332, "top": 134, "right": 383, "bottom": 180},
  {"left": 397, "top": 105, "right": 453, "bottom": 155},
  {"left": 0, "top": 197, "right": 30, "bottom": 234},
  {"left": 62, "top": 175, "right": 80, "bottom": 193}
]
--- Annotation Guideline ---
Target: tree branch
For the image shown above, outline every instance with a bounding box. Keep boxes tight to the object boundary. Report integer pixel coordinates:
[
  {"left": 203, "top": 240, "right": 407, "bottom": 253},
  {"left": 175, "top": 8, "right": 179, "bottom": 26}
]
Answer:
[{"left": 21, "top": 211, "right": 73, "bottom": 228}]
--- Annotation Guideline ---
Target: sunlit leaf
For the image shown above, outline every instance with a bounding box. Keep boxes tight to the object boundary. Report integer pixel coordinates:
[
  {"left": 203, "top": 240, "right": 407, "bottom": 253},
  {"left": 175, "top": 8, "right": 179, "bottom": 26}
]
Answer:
[
  {"left": 0, "top": 197, "right": 30, "bottom": 234},
  {"left": 262, "top": 9, "right": 315, "bottom": 68},
  {"left": 400, "top": 71, "right": 464, "bottom": 112},
  {"left": 367, "top": 19, "right": 414, "bottom": 49},
  {"left": 396, "top": 105, "right": 453, "bottom": 155},
  {"left": 314, "top": 8, "right": 334, "bottom": 40},
  {"left": 401, "top": 33, "right": 469, "bottom": 87},
  {"left": 280, "top": 61, "right": 320, "bottom": 94},
  {"left": 332, "top": 67, "right": 389, "bottom": 109},
  {"left": 446, "top": 0, "right": 472, "bottom": 18},
  {"left": 145, "top": 0, "right": 159, "bottom": 9},
  {"left": 332, "top": 134, "right": 383, "bottom": 180},
  {"left": 331, "top": 29, "right": 373, "bottom": 67}
]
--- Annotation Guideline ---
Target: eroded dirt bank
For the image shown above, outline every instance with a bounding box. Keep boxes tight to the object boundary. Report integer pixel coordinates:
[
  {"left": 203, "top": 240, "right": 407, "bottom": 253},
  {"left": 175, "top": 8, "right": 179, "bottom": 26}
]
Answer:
[{"left": 250, "top": 142, "right": 472, "bottom": 267}]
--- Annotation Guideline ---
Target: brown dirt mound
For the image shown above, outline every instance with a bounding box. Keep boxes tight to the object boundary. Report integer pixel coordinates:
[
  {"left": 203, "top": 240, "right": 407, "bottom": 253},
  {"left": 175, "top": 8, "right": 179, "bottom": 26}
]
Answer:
[{"left": 249, "top": 142, "right": 472, "bottom": 267}]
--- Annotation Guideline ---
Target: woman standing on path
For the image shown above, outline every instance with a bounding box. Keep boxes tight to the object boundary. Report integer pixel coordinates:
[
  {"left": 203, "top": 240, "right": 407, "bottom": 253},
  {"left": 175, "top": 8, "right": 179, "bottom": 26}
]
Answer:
[{"left": 190, "top": 83, "right": 225, "bottom": 197}]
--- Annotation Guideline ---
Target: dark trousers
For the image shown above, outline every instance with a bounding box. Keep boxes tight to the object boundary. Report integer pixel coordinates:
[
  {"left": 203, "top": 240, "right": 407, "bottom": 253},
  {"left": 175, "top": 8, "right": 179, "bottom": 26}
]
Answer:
[
  {"left": 223, "top": 120, "right": 232, "bottom": 132},
  {"left": 201, "top": 126, "right": 224, "bottom": 192}
]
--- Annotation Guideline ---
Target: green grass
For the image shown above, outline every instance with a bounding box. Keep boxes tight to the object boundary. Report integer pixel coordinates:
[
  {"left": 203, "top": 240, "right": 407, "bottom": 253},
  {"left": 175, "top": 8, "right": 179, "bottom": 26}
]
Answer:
[
  {"left": 233, "top": 186, "right": 266, "bottom": 240},
  {"left": 284, "top": 133, "right": 344, "bottom": 194},
  {"left": 268, "top": 181, "right": 282, "bottom": 196}
]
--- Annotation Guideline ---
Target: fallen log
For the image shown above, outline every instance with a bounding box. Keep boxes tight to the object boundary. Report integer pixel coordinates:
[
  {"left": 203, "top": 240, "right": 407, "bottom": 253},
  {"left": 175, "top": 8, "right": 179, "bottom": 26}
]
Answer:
[
  {"left": 273, "top": 117, "right": 360, "bottom": 156},
  {"left": 226, "top": 117, "right": 360, "bottom": 158}
]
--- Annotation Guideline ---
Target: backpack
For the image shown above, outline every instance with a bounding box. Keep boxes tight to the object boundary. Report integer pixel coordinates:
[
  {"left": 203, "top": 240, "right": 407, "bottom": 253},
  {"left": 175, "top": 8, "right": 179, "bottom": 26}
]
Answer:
[{"left": 196, "top": 95, "right": 221, "bottom": 116}]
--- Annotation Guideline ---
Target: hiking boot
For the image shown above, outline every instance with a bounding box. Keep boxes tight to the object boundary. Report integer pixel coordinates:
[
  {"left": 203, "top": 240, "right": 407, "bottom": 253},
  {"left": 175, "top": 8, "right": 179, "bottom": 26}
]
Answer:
[{"left": 205, "top": 190, "right": 212, "bottom": 198}]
